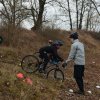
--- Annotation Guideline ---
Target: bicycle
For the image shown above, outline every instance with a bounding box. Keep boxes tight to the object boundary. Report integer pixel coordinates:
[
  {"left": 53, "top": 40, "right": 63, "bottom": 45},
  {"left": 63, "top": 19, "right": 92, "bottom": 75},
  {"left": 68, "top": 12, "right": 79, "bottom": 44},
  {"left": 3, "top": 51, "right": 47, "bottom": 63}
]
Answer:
[
  {"left": 21, "top": 52, "right": 64, "bottom": 81},
  {"left": 46, "top": 60, "right": 64, "bottom": 81}
]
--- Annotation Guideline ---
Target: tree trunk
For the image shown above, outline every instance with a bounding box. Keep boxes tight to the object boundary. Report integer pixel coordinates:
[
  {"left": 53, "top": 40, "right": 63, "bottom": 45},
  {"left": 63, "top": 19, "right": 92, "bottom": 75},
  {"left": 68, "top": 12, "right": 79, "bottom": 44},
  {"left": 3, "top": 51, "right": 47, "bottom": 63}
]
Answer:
[
  {"left": 67, "top": 0, "right": 73, "bottom": 30},
  {"left": 76, "top": 0, "right": 79, "bottom": 29},
  {"left": 86, "top": 2, "right": 92, "bottom": 30},
  {"left": 12, "top": 0, "right": 16, "bottom": 28},
  {"left": 32, "top": 0, "right": 46, "bottom": 31},
  {"left": 79, "top": 0, "right": 85, "bottom": 29}
]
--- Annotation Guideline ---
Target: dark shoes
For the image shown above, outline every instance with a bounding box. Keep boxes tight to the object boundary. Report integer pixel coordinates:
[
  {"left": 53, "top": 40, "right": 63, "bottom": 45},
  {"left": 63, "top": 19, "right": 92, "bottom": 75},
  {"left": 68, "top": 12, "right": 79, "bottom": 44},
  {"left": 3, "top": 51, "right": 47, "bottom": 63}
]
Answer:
[
  {"left": 42, "top": 70, "right": 47, "bottom": 74},
  {"left": 39, "top": 69, "right": 46, "bottom": 74},
  {"left": 74, "top": 90, "right": 85, "bottom": 95}
]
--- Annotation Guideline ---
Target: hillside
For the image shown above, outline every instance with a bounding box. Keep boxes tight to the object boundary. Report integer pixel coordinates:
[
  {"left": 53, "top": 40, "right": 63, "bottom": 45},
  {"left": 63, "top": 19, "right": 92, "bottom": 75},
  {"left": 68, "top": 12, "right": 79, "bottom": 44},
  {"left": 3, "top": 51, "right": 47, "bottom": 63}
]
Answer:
[{"left": 0, "top": 29, "right": 100, "bottom": 100}]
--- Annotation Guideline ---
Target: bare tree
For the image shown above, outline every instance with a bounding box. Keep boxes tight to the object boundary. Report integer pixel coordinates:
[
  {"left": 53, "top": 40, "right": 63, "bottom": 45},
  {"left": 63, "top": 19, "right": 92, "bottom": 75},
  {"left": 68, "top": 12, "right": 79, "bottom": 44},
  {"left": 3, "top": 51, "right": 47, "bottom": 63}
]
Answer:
[
  {"left": 75, "top": 0, "right": 79, "bottom": 29},
  {"left": 54, "top": 0, "right": 73, "bottom": 30},
  {"left": 78, "top": 0, "right": 86, "bottom": 29},
  {"left": 90, "top": 0, "right": 100, "bottom": 16},
  {"left": 85, "top": 1, "right": 92, "bottom": 30},
  {"left": 0, "top": 0, "right": 29, "bottom": 28},
  {"left": 74, "top": 0, "right": 86, "bottom": 29},
  {"left": 24, "top": 0, "right": 47, "bottom": 31},
  {"left": 0, "top": 0, "right": 30, "bottom": 45},
  {"left": 85, "top": 0, "right": 100, "bottom": 31},
  {"left": 1, "top": 0, "right": 99, "bottom": 31},
  {"left": 60, "top": 0, "right": 100, "bottom": 30},
  {"left": 67, "top": 0, "right": 73, "bottom": 30}
]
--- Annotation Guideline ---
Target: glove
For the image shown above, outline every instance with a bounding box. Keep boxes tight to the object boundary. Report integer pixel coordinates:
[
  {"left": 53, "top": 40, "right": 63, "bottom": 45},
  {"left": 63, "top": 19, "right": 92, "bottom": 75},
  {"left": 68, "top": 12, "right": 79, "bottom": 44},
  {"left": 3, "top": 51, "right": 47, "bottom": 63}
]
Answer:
[
  {"left": 62, "top": 62, "right": 67, "bottom": 68},
  {"left": 60, "top": 58, "right": 64, "bottom": 62}
]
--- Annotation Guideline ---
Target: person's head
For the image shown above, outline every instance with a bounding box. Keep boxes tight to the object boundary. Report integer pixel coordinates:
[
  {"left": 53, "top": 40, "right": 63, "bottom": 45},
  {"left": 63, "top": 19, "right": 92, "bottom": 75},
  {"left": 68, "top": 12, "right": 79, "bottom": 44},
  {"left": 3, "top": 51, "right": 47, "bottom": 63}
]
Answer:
[
  {"left": 53, "top": 40, "right": 64, "bottom": 49},
  {"left": 69, "top": 32, "right": 78, "bottom": 42},
  {"left": 48, "top": 40, "right": 53, "bottom": 45}
]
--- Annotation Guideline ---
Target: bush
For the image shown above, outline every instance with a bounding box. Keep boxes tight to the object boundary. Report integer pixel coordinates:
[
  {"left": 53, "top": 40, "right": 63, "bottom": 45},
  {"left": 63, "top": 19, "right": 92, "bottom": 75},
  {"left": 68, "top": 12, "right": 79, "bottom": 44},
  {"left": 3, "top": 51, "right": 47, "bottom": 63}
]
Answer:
[
  {"left": 91, "top": 32, "right": 100, "bottom": 40},
  {"left": 37, "top": 26, "right": 67, "bottom": 41}
]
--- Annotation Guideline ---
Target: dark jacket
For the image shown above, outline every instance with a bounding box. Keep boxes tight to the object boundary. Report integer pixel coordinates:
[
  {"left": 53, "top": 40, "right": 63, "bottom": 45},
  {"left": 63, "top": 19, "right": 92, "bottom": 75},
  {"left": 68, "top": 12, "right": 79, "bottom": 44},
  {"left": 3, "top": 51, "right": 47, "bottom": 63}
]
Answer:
[{"left": 39, "top": 45, "right": 62, "bottom": 60}]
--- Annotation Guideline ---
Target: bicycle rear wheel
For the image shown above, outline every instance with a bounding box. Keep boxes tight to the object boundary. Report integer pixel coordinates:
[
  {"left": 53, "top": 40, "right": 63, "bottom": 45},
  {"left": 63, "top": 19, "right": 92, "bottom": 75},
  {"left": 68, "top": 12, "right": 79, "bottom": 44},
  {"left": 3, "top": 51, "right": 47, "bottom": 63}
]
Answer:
[
  {"left": 47, "top": 68, "right": 64, "bottom": 81},
  {"left": 21, "top": 55, "right": 39, "bottom": 73}
]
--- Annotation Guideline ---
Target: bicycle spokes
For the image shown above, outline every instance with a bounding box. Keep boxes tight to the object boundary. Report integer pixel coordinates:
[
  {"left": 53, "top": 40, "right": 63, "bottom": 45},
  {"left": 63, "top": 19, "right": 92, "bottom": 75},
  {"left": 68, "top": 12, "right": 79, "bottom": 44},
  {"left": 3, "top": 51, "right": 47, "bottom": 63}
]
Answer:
[{"left": 21, "top": 55, "right": 39, "bottom": 73}]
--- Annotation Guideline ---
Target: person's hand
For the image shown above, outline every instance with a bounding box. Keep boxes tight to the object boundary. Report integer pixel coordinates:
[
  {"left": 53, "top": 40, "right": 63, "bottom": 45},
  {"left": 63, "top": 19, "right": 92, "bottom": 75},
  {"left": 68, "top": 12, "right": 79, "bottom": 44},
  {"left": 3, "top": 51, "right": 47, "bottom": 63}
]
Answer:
[
  {"left": 60, "top": 58, "right": 64, "bottom": 62},
  {"left": 62, "top": 62, "right": 67, "bottom": 68}
]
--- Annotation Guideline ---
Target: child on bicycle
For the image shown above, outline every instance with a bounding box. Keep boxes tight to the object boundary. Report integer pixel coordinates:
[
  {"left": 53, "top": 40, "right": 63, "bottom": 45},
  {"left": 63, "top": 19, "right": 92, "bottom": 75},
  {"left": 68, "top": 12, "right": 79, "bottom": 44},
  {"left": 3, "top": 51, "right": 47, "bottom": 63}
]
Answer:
[{"left": 39, "top": 40, "right": 64, "bottom": 73}]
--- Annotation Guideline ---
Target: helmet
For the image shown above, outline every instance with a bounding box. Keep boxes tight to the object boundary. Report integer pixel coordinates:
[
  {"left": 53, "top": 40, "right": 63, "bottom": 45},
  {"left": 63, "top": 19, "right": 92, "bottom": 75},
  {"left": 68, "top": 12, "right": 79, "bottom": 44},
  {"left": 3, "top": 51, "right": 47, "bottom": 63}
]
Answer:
[
  {"left": 53, "top": 40, "right": 64, "bottom": 46},
  {"left": 70, "top": 32, "right": 78, "bottom": 39}
]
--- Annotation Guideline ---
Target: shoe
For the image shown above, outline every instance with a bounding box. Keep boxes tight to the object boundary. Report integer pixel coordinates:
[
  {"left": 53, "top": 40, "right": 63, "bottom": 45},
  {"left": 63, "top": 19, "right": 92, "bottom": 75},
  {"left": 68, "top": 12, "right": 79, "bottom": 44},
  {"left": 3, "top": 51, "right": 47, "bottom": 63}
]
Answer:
[
  {"left": 42, "top": 70, "right": 47, "bottom": 74},
  {"left": 39, "top": 68, "right": 43, "bottom": 73},
  {"left": 39, "top": 64, "right": 43, "bottom": 73},
  {"left": 39, "top": 69, "right": 46, "bottom": 74},
  {"left": 39, "top": 70, "right": 43, "bottom": 73},
  {"left": 74, "top": 90, "right": 85, "bottom": 95}
]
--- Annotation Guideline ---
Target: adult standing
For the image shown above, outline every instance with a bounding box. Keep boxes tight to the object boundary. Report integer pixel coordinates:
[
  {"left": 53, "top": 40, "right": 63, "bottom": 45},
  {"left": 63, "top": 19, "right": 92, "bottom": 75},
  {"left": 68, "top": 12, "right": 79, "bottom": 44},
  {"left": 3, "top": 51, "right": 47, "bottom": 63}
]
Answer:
[{"left": 62, "top": 32, "right": 85, "bottom": 95}]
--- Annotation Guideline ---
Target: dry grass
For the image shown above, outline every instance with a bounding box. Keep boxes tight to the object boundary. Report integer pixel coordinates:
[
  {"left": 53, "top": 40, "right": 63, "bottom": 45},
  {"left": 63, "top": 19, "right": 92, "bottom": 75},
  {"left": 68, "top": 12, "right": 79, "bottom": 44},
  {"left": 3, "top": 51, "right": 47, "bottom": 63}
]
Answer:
[{"left": 0, "top": 28, "right": 100, "bottom": 100}]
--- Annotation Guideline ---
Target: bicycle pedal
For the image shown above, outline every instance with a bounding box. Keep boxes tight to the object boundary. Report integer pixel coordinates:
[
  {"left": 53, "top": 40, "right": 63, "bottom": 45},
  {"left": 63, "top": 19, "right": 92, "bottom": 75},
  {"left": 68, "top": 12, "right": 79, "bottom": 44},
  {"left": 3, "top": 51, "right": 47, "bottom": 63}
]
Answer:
[
  {"left": 43, "top": 71, "right": 47, "bottom": 74},
  {"left": 38, "top": 68, "right": 43, "bottom": 72}
]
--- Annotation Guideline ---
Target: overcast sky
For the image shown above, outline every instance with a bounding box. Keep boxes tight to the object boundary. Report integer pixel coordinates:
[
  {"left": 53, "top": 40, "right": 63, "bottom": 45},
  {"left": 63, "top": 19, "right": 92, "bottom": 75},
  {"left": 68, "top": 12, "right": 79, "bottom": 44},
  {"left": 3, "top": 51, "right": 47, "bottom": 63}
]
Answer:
[
  {"left": 0, "top": 0, "right": 100, "bottom": 31},
  {"left": 21, "top": 0, "right": 100, "bottom": 31},
  {"left": 21, "top": 1, "right": 72, "bottom": 30}
]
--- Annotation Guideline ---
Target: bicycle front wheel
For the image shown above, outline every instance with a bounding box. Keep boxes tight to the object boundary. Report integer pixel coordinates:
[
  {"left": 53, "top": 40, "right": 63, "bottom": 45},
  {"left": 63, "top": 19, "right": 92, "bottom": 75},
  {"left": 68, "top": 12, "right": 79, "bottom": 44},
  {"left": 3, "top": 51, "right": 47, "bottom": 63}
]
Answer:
[
  {"left": 21, "top": 55, "right": 39, "bottom": 73},
  {"left": 47, "top": 68, "right": 64, "bottom": 81}
]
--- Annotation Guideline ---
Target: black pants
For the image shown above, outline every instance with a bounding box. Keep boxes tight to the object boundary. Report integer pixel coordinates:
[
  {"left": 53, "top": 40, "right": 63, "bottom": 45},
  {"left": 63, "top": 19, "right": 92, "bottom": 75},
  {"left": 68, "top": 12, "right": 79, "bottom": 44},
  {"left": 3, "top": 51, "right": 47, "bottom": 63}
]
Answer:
[
  {"left": 74, "top": 65, "right": 85, "bottom": 92},
  {"left": 39, "top": 52, "right": 49, "bottom": 71}
]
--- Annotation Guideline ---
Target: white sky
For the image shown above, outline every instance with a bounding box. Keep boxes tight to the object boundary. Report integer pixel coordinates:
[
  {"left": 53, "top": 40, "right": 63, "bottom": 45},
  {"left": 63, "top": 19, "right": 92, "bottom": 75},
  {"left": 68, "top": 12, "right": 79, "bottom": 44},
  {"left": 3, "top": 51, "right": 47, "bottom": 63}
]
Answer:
[
  {"left": 21, "top": 0, "right": 100, "bottom": 31},
  {"left": 0, "top": 0, "right": 100, "bottom": 31}
]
